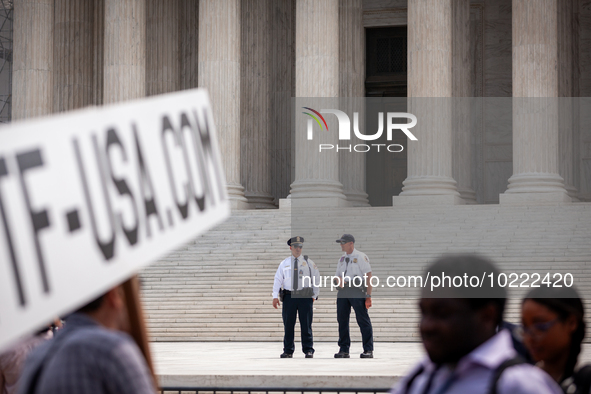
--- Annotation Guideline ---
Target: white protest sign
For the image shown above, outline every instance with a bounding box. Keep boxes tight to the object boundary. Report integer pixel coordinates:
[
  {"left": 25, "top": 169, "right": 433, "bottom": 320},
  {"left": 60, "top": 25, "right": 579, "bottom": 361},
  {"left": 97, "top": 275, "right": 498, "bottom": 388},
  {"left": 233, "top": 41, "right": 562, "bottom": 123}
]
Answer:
[{"left": 0, "top": 88, "right": 230, "bottom": 351}]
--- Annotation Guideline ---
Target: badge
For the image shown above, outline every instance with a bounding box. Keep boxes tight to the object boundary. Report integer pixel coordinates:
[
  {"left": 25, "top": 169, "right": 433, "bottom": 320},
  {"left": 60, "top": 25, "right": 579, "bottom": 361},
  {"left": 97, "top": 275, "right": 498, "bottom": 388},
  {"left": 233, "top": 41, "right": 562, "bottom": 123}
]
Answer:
[
  {"left": 353, "top": 258, "right": 358, "bottom": 263},
  {"left": 302, "top": 262, "right": 307, "bottom": 267}
]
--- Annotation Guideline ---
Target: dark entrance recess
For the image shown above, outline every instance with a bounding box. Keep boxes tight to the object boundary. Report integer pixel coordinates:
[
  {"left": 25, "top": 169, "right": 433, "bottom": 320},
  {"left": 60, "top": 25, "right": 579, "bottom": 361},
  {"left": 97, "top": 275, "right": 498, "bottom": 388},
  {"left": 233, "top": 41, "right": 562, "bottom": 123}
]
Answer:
[{"left": 365, "top": 26, "right": 408, "bottom": 206}]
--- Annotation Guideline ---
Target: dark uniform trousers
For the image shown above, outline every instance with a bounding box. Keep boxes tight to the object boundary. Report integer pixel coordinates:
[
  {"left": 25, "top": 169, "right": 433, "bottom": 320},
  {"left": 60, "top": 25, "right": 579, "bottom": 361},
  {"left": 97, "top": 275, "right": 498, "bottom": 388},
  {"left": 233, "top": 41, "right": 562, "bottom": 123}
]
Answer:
[
  {"left": 282, "top": 292, "right": 314, "bottom": 354},
  {"left": 336, "top": 292, "right": 373, "bottom": 353}
]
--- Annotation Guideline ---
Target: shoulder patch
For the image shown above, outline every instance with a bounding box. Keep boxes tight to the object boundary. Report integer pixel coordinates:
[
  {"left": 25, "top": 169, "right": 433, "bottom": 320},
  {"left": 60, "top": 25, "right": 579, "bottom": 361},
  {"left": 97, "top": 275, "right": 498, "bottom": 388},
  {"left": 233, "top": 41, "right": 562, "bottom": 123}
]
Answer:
[
  {"left": 340, "top": 256, "right": 344, "bottom": 262},
  {"left": 364, "top": 255, "right": 369, "bottom": 262}
]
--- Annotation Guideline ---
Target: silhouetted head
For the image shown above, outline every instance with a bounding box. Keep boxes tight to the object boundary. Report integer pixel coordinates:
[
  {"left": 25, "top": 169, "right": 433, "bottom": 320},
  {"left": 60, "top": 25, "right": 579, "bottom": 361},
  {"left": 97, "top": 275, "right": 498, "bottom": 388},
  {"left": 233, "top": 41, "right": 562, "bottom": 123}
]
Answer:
[{"left": 420, "top": 254, "right": 506, "bottom": 364}]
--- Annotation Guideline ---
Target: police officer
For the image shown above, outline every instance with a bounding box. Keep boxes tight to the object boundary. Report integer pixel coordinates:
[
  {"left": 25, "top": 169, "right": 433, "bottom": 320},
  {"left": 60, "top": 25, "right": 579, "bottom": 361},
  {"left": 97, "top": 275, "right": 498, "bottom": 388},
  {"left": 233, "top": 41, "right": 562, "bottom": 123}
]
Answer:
[
  {"left": 272, "top": 236, "right": 320, "bottom": 358},
  {"left": 333, "top": 234, "right": 374, "bottom": 358}
]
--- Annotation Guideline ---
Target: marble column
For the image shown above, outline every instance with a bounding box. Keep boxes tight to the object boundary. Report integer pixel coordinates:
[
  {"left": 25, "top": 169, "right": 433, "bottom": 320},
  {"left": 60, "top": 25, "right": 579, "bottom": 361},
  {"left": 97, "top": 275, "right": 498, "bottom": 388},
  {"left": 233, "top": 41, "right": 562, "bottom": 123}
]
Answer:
[
  {"left": 13, "top": 0, "right": 54, "bottom": 120},
  {"left": 104, "top": 0, "right": 145, "bottom": 104},
  {"left": 179, "top": 0, "right": 199, "bottom": 91},
  {"left": 53, "top": 0, "right": 94, "bottom": 112},
  {"left": 241, "top": 0, "right": 275, "bottom": 209},
  {"left": 270, "top": 0, "right": 293, "bottom": 205},
  {"left": 339, "top": 0, "right": 369, "bottom": 207},
  {"left": 290, "top": 0, "right": 347, "bottom": 207},
  {"left": 558, "top": 0, "right": 579, "bottom": 201},
  {"left": 451, "top": 0, "right": 476, "bottom": 203},
  {"left": 146, "top": 0, "right": 179, "bottom": 96},
  {"left": 500, "top": 0, "right": 571, "bottom": 203},
  {"left": 93, "top": 0, "right": 104, "bottom": 106},
  {"left": 572, "top": 0, "right": 581, "bottom": 198},
  {"left": 199, "top": 0, "right": 248, "bottom": 209},
  {"left": 573, "top": 0, "right": 580, "bottom": 101},
  {"left": 395, "top": 0, "right": 463, "bottom": 205}
]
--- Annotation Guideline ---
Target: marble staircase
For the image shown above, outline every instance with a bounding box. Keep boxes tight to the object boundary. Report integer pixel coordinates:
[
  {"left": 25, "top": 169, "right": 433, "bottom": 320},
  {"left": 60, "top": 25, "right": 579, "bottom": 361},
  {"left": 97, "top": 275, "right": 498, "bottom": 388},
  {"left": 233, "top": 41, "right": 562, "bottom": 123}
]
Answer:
[{"left": 140, "top": 203, "right": 591, "bottom": 342}]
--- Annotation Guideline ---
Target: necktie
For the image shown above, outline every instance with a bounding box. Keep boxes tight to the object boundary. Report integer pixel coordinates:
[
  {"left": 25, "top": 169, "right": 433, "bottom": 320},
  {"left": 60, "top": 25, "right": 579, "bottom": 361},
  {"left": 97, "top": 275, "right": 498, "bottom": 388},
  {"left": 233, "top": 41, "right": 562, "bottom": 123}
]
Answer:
[
  {"left": 293, "top": 258, "right": 299, "bottom": 291},
  {"left": 345, "top": 256, "right": 350, "bottom": 274}
]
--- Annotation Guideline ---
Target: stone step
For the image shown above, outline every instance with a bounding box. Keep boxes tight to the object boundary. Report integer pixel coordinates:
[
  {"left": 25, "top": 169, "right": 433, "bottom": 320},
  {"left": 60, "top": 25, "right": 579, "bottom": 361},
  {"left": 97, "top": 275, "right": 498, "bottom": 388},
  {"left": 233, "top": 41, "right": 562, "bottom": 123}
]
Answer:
[
  {"left": 148, "top": 336, "right": 420, "bottom": 342},
  {"left": 147, "top": 325, "right": 419, "bottom": 332}
]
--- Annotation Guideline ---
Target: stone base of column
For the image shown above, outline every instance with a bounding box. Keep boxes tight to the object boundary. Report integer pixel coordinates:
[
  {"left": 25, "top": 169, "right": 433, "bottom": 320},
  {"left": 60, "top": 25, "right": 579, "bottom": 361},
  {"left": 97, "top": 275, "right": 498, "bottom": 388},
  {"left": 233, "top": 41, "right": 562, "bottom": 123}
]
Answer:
[
  {"left": 245, "top": 193, "right": 277, "bottom": 209},
  {"left": 500, "top": 173, "right": 572, "bottom": 204},
  {"left": 393, "top": 194, "right": 466, "bottom": 206},
  {"left": 458, "top": 188, "right": 477, "bottom": 204},
  {"left": 227, "top": 183, "right": 249, "bottom": 210},
  {"left": 500, "top": 192, "right": 571, "bottom": 204},
  {"left": 566, "top": 185, "right": 580, "bottom": 202},
  {"left": 279, "top": 198, "right": 291, "bottom": 209},
  {"left": 398, "top": 176, "right": 463, "bottom": 204},
  {"left": 290, "top": 180, "right": 348, "bottom": 208},
  {"left": 290, "top": 197, "right": 349, "bottom": 207},
  {"left": 344, "top": 191, "right": 370, "bottom": 207}
]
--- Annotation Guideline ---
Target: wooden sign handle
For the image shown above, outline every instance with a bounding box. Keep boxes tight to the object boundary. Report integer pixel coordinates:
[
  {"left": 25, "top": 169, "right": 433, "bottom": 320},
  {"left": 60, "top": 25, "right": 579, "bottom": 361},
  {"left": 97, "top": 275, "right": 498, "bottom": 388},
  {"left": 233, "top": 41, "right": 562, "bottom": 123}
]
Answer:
[{"left": 122, "top": 275, "right": 159, "bottom": 389}]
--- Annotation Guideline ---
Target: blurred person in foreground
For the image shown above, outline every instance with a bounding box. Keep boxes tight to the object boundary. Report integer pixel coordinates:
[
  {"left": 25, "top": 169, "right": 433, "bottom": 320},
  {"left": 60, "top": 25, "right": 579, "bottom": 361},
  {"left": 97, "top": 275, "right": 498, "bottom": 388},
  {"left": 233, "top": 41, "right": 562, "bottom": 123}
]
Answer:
[
  {"left": 521, "top": 283, "right": 591, "bottom": 394},
  {"left": 18, "top": 284, "right": 156, "bottom": 394},
  {"left": 391, "top": 254, "right": 561, "bottom": 394},
  {"left": 0, "top": 326, "right": 53, "bottom": 394}
]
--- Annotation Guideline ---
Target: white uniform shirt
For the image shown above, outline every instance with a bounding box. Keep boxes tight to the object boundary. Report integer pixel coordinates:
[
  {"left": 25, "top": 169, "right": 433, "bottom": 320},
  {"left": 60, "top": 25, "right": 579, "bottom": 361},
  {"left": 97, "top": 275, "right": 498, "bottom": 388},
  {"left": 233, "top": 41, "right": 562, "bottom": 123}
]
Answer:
[
  {"left": 272, "top": 255, "right": 320, "bottom": 299},
  {"left": 335, "top": 248, "right": 371, "bottom": 284}
]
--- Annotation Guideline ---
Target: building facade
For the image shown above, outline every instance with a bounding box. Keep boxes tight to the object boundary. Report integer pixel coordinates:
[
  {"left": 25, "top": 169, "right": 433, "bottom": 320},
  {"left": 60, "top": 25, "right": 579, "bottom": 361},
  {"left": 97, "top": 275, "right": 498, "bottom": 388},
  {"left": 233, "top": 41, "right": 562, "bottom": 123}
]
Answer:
[{"left": 8, "top": 0, "right": 591, "bottom": 208}]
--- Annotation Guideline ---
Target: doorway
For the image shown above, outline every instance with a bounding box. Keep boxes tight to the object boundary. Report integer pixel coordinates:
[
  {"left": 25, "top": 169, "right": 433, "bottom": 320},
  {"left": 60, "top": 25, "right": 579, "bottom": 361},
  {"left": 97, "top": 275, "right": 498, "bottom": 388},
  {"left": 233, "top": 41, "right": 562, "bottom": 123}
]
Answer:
[{"left": 365, "top": 26, "right": 408, "bottom": 206}]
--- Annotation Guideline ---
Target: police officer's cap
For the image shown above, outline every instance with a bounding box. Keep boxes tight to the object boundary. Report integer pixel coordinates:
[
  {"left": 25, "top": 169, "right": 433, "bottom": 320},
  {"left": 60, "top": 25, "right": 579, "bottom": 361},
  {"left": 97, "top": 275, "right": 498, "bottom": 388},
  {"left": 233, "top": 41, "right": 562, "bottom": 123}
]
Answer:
[
  {"left": 336, "top": 234, "right": 355, "bottom": 244},
  {"left": 287, "top": 236, "right": 304, "bottom": 246}
]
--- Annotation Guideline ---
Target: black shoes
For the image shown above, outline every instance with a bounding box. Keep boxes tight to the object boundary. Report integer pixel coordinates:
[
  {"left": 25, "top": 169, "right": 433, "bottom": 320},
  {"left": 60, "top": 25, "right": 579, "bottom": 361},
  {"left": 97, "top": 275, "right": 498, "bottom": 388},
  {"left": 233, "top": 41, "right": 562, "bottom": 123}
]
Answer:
[{"left": 281, "top": 350, "right": 365, "bottom": 358}]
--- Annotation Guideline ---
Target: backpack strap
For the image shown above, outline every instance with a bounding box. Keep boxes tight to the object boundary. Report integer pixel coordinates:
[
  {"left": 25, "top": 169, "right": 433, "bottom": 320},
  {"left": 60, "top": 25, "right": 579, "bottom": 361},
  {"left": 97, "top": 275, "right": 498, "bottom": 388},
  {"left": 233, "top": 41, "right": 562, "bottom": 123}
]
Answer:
[
  {"left": 564, "top": 364, "right": 591, "bottom": 394},
  {"left": 404, "top": 365, "right": 425, "bottom": 393},
  {"left": 21, "top": 322, "right": 96, "bottom": 394},
  {"left": 21, "top": 329, "right": 76, "bottom": 394},
  {"left": 488, "top": 355, "right": 526, "bottom": 394}
]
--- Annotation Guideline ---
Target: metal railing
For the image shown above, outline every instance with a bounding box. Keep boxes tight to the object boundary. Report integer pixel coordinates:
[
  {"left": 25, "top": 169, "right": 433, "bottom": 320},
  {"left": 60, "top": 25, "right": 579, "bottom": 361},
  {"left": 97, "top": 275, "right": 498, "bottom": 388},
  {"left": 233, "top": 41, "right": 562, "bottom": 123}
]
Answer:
[{"left": 159, "top": 387, "right": 391, "bottom": 394}]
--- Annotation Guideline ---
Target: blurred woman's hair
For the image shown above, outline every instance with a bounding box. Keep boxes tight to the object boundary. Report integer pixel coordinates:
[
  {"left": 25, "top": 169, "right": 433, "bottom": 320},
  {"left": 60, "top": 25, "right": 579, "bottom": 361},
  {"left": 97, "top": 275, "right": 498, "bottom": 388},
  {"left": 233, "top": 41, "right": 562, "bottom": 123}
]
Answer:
[{"left": 523, "top": 283, "right": 585, "bottom": 380}]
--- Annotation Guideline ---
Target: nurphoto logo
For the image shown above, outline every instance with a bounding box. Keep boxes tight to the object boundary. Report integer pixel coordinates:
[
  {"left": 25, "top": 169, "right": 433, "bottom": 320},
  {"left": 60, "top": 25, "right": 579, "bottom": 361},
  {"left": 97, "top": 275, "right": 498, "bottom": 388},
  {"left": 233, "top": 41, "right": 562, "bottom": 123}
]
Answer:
[{"left": 302, "top": 107, "right": 418, "bottom": 153}]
